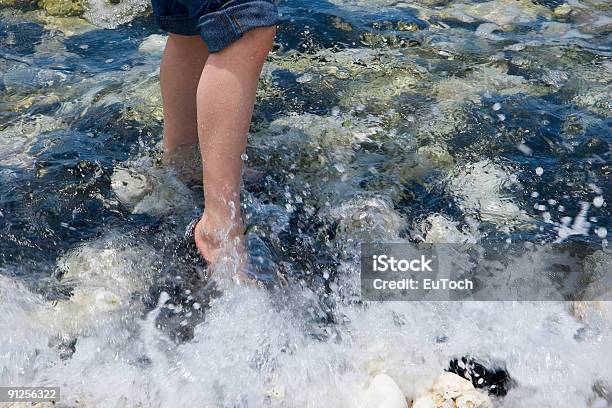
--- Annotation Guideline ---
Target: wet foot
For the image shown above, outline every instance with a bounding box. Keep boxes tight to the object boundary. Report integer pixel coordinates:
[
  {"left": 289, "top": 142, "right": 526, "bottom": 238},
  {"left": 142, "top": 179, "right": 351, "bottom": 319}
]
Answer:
[{"left": 194, "top": 213, "right": 251, "bottom": 283}]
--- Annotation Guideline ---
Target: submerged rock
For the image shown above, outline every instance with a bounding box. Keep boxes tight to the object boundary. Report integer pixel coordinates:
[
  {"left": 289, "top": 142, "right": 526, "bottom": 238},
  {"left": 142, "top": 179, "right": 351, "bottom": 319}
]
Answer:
[
  {"left": 448, "top": 160, "right": 531, "bottom": 230},
  {"left": 26, "top": 10, "right": 95, "bottom": 36},
  {"left": 433, "top": 66, "right": 541, "bottom": 106},
  {"left": 29, "top": 235, "right": 157, "bottom": 335},
  {"left": 570, "top": 250, "right": 612, "bottom": 320},
  {"left": 432, "top": 0, "right": 551, "bottom": 28},
  {"left": 38, "top": 0, "right": 84, "bottom": 16},
  {"left": 0, "top": 115, "right": 64, "bottom": 168},
  {"left": 139, "top": 34, "right": 168, "bottom": 55},
  {"left": 110, "top": 157, "right": 197, "bottom": 216},
  {"left": 110, "top": 166, "right": 153, "bottom": 207},
  {"left": 327, "top": 196, "right": 407, "bottom": 242},
  {"left": 420, "top": 214, "right": 474, "bottom": 244},
  {"left": 417, "top": 144, "right": 454, "bottom": 168},
  {"left": 573, "top": 83, "right": 612, "bottom": 116}
]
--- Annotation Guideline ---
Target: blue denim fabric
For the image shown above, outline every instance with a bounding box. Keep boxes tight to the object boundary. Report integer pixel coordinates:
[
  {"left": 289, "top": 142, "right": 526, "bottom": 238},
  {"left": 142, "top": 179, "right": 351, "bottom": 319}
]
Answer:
[{"left": 151, "top": 0, "right": 279, "bottom": 52}]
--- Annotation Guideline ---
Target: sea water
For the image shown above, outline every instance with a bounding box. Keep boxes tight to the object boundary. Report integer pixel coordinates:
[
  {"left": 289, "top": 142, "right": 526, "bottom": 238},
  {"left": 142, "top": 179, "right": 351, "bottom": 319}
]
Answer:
[{"left": 0, "top": 0, "right": 610, "bottom": 406}]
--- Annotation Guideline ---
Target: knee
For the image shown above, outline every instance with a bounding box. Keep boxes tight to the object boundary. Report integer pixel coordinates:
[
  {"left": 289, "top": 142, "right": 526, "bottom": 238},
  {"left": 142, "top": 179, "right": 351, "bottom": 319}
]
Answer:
[
  {"left": 250, "top": 25, "right": 276, "bottom": 50},
  {"left": 247, "top": 25, "right": 276, "bottom": 44},
  {"left": 235, "top": 26, "right": 276, "bottom": 61}
]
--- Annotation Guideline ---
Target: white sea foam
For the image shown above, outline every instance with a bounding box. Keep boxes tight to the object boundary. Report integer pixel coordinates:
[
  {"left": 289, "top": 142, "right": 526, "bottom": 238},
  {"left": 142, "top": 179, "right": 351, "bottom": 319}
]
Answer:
[{"left": 2, "top": 235, "right": 611, "bottom": 406}]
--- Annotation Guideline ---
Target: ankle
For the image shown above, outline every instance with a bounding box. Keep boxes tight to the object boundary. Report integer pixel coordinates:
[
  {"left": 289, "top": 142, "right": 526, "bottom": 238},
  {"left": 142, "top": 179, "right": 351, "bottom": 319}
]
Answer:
[
  {"left": 162, "top": 143, "right": 202, "bottom": 183},
  {"left": 199, "top": 209, "right": 244, "bottom": 241}
]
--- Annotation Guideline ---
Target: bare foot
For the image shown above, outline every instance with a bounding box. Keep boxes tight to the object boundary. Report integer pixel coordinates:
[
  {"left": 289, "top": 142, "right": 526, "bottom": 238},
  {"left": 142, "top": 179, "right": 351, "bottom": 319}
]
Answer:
[{"left": 194, "top": 213, "right": 251, "bottom": 283}]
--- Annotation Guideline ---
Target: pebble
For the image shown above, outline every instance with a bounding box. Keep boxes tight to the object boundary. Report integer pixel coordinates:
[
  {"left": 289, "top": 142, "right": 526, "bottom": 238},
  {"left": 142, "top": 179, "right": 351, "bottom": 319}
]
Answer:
[
  {"left": 360, "top": 373, "right": 407, "bottom": 408},
  {"left": 296, "top": 73, "right": 313, "bottom": 83}
]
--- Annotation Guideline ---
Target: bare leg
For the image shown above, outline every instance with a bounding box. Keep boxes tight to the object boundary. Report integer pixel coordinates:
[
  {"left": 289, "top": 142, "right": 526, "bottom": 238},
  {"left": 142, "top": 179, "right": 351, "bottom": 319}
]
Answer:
[
  {"left": 194, "top": 26, "right": 276, "bottom": 278},
  {"left": 160, "top": 33, "right": 209, "bottom": 183}
]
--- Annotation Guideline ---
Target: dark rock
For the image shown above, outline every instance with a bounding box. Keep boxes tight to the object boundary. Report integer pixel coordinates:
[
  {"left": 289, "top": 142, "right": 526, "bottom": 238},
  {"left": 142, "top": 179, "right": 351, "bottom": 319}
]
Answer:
[{"left": 448, "top": 356, "right": 515, "bottom": 396}]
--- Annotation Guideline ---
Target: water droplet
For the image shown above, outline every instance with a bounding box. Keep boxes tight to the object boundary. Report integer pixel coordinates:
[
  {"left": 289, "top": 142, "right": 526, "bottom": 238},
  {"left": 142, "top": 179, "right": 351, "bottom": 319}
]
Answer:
[
  {"left": 593, "top": 196, "right": 604, "bottom": 207},
  {"left": 497, "top": 113, "right": 506, "bottom": 121},
  {"left": 535, "top": 167, "right": 543, "bottom": 176},
  {"left": 517, "top": 143, "right": 533, "bottom": 155},
  {"left": 595, "top": 227, "right": 607, "bottom": 238},
  {"left": 492, "top": 102, "right": 501, "bottom": 111},
  {"left": 241, "top": 153, "right": 248, "bottom": 161}
]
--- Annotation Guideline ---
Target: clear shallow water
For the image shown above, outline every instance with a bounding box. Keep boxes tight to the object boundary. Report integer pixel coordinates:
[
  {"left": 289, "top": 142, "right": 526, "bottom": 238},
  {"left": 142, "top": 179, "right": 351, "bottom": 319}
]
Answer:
[{"left": 0, "top": 0, "right": 611, "bottom": 406}]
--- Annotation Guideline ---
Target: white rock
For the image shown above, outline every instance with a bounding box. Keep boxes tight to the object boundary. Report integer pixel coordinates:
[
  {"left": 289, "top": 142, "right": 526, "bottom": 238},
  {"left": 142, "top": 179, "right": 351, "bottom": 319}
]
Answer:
[
  {"left": 361, "top": 374, "right": 408, "bottom": 408},
  {"left": 432, "top": 372, "right": 474, "bottom": 401},
  {"left": 411, "top": 395, "right": 436, "bottom": 408},
  {"left": 455, "top": 389, "right": 492, "bottom": 408},
  {"left": 410, "top": 373, "right": 492, "bottom": 408}
]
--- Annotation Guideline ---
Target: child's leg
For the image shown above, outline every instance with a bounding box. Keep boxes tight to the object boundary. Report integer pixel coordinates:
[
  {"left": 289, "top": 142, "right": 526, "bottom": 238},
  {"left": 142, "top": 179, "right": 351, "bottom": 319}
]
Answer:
[
  {"left": 160, "top": 33, "right": 209, "bottom": 182},
  {"left": 194, "top": 26, "right": 276, "bottom": 269}
]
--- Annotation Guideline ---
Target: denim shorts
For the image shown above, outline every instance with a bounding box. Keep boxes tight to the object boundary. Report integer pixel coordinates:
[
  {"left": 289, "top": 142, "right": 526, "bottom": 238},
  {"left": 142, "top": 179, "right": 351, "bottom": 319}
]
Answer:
[{"left": 151, "top": 0, "right": 279, "bottom": 52}]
